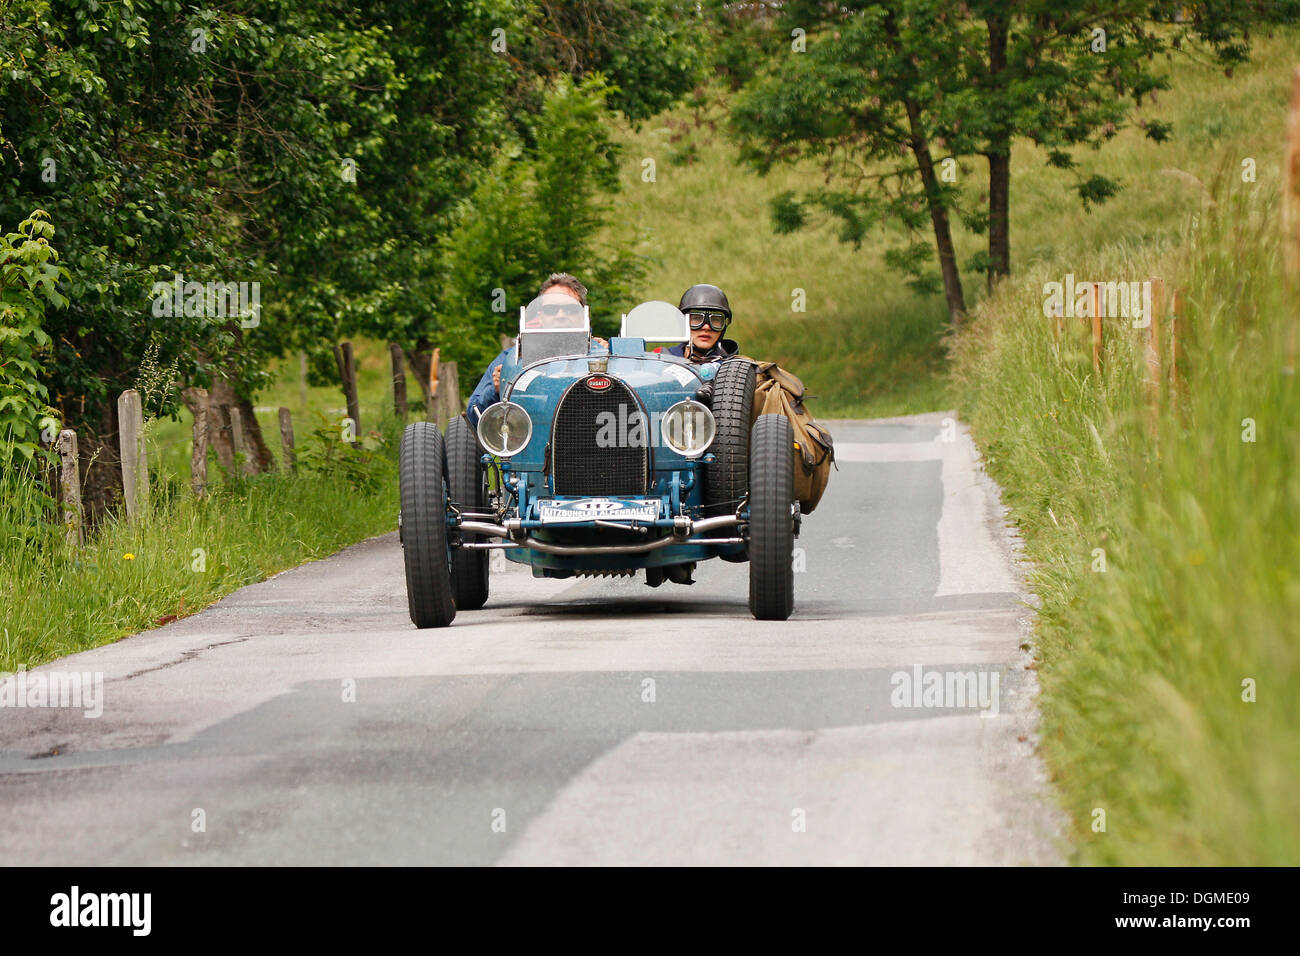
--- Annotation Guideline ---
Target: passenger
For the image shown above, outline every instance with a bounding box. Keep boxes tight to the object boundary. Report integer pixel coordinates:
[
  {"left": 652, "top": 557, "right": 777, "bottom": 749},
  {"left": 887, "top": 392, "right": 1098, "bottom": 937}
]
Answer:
[
  {"left": 467, "top": 272, "right": 593, "bottom": 426},
  {"left": 670, "top": 284, "right": 740, "bottom": 365}
]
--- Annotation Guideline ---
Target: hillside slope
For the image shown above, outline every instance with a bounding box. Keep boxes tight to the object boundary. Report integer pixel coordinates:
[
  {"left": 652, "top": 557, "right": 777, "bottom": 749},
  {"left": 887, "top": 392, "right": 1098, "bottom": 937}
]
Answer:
[{"left": 613, "top": 33, "right": 1297, "bottom": 417}]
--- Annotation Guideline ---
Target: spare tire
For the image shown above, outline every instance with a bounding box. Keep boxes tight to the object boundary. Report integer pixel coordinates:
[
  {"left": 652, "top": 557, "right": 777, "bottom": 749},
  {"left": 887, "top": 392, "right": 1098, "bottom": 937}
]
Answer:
[
  {"left": 704, "top": 357, "right": 757, "bottom": 516},
  {"left": 748, "top": 413, "right": 795, "bottom": 621}
]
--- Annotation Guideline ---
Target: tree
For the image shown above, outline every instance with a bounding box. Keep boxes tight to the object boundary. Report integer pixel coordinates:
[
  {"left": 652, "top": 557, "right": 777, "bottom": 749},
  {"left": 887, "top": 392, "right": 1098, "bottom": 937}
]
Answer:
[
  {"left": 0, "top": 0, "right": 705, "bottom": 514},
  {"left": 0, "top": 0, "right": 414, "bottom": 500},
  {"left": 438, "top": 76, "right": 647, "bottom": 372},
  {"left": 526, "top": 0, "right": 706, "bottom": 122},
  {"left": 727, "top": 1, "right": 1293, "bottom": 324}
]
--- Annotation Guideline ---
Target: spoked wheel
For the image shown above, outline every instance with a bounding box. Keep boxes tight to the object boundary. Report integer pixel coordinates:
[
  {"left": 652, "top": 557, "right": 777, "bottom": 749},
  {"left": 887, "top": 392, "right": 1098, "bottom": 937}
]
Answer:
[
  {"left": 705, "top": 357, "right": 756, "bottom": 561},
  {"left": 445, "top": 414, "right": 490, "bottom": 610},
  {"left": 748, "top": 413, "right": 795, "bottom": 621},
  {"left": 400, "top": 421, "right": 455, "bottom": 628}
]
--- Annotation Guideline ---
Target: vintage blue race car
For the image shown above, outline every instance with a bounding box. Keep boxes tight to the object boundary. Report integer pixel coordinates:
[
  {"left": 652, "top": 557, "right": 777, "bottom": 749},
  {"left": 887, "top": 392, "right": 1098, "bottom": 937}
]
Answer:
[{"left": 398, "top": 298, "right": 799, "bottom": 627}]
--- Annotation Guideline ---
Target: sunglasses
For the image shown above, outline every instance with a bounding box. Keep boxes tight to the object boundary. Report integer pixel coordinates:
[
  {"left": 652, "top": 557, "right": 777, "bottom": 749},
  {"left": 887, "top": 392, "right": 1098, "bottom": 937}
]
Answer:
[
  {"left": 538, "top": 303, "right": 583, "bottom": 318},
  {"left": 687, "top": 310, "right": 728, "bottom": 332}
]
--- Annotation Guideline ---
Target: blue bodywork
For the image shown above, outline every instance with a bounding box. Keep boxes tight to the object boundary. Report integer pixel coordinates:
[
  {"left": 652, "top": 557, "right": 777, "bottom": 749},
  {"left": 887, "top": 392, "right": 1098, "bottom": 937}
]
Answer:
[{"left": 482, "top": 336, "right": 742, "bottom": 577}]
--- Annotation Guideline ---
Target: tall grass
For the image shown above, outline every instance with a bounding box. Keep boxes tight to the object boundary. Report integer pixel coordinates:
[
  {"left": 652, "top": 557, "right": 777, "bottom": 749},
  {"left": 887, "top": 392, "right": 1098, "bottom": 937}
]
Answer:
[
  {"left": 951, "top": 179, "right": 1298, "bottom": 864},
  {"left": 1, "top": 417, "right": 401, "bottom": 672},
  {"left": 613, "top": 33, "right": 1298, "bottom": 417}
]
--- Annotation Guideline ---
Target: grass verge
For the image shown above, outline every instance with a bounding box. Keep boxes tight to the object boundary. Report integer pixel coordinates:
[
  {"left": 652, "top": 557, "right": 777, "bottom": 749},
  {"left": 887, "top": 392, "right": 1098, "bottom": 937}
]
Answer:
[
  {"left": 951, "top": 178, "right": 1298, "bottom": 864},
  {"left": 1, "top": 418, "right": 399, "bottom": 673}
]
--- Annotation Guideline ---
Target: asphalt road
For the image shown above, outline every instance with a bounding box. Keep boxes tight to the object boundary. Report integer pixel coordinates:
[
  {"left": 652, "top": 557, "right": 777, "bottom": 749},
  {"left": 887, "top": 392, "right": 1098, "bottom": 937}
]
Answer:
[{"left": 0, "top": 412, "right": 1064, "bottom": 865}]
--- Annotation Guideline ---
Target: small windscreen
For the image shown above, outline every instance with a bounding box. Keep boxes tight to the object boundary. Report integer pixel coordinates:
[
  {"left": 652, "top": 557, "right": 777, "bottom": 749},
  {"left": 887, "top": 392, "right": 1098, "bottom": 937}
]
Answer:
[
  {"left": 518, "top": 330, "right": 592, "bottom": 364},
  {"left": 519, "top": 293, "right": 590, "bottom": 333},
  {"left": 620, "top": 301, "right": 688, "bottom": 345},
  {"left": 517, "top": 293, "right": 592, "bottom": 363}
]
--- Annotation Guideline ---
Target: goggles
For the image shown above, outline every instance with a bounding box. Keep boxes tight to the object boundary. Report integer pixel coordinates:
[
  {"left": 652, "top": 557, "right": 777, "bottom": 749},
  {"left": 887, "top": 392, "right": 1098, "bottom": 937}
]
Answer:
[
  {"left": 537, "top": 302, "right": 584, "bottom": 319},
  {"left": 687, "top": 310, "right": 729, "bottom": 332}
]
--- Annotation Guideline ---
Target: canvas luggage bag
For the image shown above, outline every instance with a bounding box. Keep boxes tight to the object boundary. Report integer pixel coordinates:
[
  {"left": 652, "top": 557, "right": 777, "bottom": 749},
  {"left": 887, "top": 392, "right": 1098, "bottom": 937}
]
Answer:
[{"left": 749, "top": 361, "right": 835, "bottom": 514}]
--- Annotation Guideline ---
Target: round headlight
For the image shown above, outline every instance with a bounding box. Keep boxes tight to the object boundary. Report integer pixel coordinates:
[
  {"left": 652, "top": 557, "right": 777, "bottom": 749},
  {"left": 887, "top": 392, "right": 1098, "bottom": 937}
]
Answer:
[
  {"left": 477, "top": 402, "right": 532, "bottom": 458},
  {"left": 661, "top": 400, "right": 715, "bottom": 458}
]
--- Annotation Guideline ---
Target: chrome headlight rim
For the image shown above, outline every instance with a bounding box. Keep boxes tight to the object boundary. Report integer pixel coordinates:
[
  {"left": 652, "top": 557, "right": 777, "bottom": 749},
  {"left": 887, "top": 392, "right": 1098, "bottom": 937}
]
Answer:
[
  {"left": 476, "top": 401, "right": 533, "bottom": 458},
  {"left": 661, "top": 399, "right": 716, "bottom": 458}
]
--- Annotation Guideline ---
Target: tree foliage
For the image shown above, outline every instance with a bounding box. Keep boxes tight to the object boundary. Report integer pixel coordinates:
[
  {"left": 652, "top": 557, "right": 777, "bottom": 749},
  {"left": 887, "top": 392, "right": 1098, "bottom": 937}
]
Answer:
[
  {"left": 0, "top": 0, "right": 700, "bottom": 484},
  {"left": 0, "top": 210, "right": 64, "bottom": 463},
  {"left": 439, "top": 76, "right": 647, "bottom": 370},
  {"left": 725, "top": 1, "right": 1299, "bottom": 321}
]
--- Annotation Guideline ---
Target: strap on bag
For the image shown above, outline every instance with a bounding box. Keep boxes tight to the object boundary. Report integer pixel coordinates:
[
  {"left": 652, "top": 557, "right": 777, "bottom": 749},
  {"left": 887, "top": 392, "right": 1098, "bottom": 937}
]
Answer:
[{"left": 755, "top": 361, "right": 807, "bottom": 403}]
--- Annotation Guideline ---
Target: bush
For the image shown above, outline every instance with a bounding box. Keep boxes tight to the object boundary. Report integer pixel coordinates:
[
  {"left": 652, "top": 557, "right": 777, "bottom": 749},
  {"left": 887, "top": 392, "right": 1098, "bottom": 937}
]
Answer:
[{"left": 0, "top": 211, "right": 65, "bottom": 464}]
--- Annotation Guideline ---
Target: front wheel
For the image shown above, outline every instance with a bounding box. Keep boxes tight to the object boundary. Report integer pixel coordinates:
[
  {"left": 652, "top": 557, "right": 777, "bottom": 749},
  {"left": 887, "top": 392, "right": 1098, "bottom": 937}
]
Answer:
[
  {"left": 446, "top": 415, "right": 490, "bottom": 610},
  {"left": 748, "top": 413, "right": 795, "bottom": 621},
  {"left": 400, "top": 422, "right": 456, "bottom": 628}
]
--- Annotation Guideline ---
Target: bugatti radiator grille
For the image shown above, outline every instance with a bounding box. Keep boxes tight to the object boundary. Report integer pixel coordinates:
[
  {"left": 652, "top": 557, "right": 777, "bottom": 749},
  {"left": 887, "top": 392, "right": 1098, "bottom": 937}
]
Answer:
[{"left": 552, "top": 376, "right": 647, "bottom": 495}]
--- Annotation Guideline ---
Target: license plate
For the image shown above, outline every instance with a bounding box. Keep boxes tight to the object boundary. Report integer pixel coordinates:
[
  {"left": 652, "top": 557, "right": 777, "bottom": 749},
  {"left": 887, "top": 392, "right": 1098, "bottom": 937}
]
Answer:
[{"left": 537, "top": 498, "right": 661, "bottom": 523}]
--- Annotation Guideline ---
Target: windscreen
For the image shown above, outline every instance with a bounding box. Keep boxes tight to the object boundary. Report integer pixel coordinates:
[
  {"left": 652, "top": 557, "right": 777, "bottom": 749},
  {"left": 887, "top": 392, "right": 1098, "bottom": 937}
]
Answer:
[
  {"left": 517, "top": 292, "right": 591, "bottom": 363},
  {"left": 620, "top": 300, "right": 689, "bottom": 346}
]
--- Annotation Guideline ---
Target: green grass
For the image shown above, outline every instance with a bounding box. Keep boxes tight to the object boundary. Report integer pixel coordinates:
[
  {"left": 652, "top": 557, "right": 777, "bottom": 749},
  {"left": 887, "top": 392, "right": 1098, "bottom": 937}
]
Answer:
[
  {"left": 951, "top": 175, "right": 1298, "bottom": 864},
  {"left": 1, "top": 464, "right": 397, "bottom": 671},
  {"left": 613, "top": 32, "right": 1298, "bottom": 417},
  {"left": 1, "top": 359, "right": 407, "bottom": 672}
]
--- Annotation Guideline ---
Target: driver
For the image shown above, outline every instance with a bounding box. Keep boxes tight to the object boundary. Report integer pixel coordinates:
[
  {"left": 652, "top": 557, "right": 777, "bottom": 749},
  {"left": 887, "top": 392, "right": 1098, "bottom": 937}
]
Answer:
[
  {"left": 669, "top": 283, "right": 740, "bottom": 364},
  {"left": 467, "top": 273, "right": 596, "bottom": 426}
]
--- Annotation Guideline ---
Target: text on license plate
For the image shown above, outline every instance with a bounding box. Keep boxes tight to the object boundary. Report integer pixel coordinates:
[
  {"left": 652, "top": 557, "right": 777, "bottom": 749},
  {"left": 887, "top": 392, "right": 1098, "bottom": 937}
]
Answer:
[{"left": 537, "top": 498, "right": 661, "bottom": 523}]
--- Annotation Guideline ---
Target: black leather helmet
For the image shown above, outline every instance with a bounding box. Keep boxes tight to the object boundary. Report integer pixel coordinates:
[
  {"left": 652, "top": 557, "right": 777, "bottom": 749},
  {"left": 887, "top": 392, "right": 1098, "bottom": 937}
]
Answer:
[{"left": 678, "top": 283, "right": 731, "bottom": 319}]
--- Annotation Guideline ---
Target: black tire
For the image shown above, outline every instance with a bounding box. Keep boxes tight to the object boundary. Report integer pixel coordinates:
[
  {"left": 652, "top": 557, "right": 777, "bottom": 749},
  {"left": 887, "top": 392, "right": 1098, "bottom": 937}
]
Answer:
[
  {"left": 446, "top": 415, "right": 490, "bottom": 610},
  {"left": 706, "top": 358, "right": 756, "bottom": 562},
  {"left": 748, "top": 413, "right": 795, "bottom": 621},
  {"left": 400, "top": 422, "right": 456, "bottom": 628}
]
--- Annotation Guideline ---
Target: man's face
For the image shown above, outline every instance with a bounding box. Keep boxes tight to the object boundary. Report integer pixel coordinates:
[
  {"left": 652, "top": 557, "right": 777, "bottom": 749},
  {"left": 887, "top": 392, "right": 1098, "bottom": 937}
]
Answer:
[
  {"left": 686, "top": 309, "right": 727, "bottom": 351},
  {"left": 526, "top": 286, "right": 584, "bottom": 329}
]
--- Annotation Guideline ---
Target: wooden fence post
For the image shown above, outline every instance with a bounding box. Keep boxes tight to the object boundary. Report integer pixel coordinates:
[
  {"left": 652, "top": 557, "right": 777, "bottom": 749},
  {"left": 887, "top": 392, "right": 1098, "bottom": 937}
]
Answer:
[
  {"left": 183, "top": 387, "right": 209, "bottom": 496},
  {"left": 278, "top": 406, "right": 296, "bottom": 472},
  {"left": 117, "top": 389, "right": 149, "bottom": 520},
  {"left": 333, "top": 341, "right": 361, "bottom": 444},
  {"left": 389, "top": 344, "right": 408, "bottom": 420},
  {"left": 427, "top": 346, "right": 441, "bottom": 421},
  {"left": 56, "top": 429, "right": 83, "bottom": 546},
  {"left": 438, "top": 361, "right": 460, "bottom": 430},
  {"left": 228, "top": 405, "right": 249, "bottom": 475}
]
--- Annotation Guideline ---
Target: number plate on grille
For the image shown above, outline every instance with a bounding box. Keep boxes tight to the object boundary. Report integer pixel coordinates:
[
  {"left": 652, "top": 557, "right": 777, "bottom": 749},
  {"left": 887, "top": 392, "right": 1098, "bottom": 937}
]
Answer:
[{"left": 537, "top": 498, "right": 661, "bottom": 523}]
